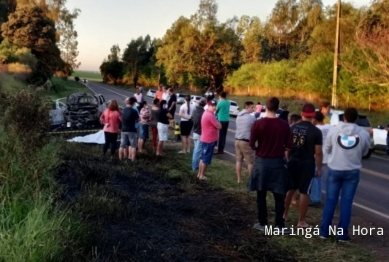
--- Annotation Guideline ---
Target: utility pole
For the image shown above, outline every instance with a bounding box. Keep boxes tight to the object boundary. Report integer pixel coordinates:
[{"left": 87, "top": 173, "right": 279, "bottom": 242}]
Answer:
[{"left": 332, "top": 0, "right": 341, "bottom": 108}]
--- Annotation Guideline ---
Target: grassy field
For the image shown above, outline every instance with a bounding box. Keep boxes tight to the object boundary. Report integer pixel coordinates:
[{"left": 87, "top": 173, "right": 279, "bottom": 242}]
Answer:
[
  {"left": 52, "top": 136, "right": 378, "bottom": 262},
  {"left": 0, "top": 73, "right": 90, "bottom": 101},
  {"left": 41, "top": 77, "right": 91, "bottom": 101},
  {"left": 71, "top": 70, "right": 102, "bottom": 81},
  {"left": 0, "top": 73, "right": 27, "bottom": 93}
]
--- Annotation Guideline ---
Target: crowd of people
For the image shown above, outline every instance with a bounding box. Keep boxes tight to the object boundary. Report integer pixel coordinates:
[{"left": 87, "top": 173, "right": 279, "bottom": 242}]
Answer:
[{"left": 99, "top": 85, "right": 372, "bottom": 242}]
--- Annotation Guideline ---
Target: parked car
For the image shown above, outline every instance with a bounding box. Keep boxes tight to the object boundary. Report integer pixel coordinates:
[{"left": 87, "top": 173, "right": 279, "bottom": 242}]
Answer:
[
  {"left": 147, "top": 89, "right": 156, "bottom": 98},
  {"left": 329, "top": 110, "right": 375, "bottom": 159},
  {"left": 83, "top": 79, "right": 88, "bottom": 83},
  {"left": 229, "top": 100, "right": 240, "bottom": 116},
  {"left": 176, "top": 93, "right": 187, "bottom": 104},
  {"left": 190, "top": 95, "right": 203, "bottom": 106},
  {"left": 373, "top": 125, "right": 388, "bottom": 151}
]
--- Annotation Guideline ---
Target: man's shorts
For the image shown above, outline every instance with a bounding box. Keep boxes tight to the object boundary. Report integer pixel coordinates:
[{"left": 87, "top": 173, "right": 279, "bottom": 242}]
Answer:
[
  {"left": 287, "top": 160, "right": 315, "bottom": 194},
  {"left": 139, "top": 124, "right": 149, "bottom": 140},
  {"left": 201, "top": 141, "right": 216, "bottom": 165},
  {"left": 234, "top": 140, "right": 254, "bottom": 164},
  {"left": 120, "top": 132, "right": 137, "bottom": 148}
]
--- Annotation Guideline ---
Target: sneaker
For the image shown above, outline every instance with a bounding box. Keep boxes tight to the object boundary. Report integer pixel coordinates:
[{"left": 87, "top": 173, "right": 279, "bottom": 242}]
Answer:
[
  {"left": 338, "top": 236, "right": 351, "bottom": 243},
  {"left": 253, "top": 223, "right": 266, "bottom": 232},
  {"left": 319, "top": 235, "right": 328, "bottom": 240},
  {"left": 178, "top": 150, "right": 186, "bottom": 154},
  {"left": 186, "top": 150, "right": 190, "bottom": 153}
]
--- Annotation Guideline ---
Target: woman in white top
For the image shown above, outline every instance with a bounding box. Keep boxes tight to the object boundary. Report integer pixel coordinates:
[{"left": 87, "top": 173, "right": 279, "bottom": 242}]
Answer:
[{"left": 178, "top": 95, "right": 195, "bottom": 153}]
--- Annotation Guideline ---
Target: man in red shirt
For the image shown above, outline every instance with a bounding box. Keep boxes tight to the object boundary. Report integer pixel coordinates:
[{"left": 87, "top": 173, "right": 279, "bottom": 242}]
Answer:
[
  {"left": 198, "top": 100, "right": 221, "bottom": 180},
  {"left": 248, "top": 97, "right": 293, "bottom": 234}
]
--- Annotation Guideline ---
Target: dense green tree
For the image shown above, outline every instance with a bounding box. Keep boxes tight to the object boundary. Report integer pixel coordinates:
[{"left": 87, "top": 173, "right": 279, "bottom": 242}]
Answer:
[{"left": 1, "top": 6, "right": 61, "bottom": 82}]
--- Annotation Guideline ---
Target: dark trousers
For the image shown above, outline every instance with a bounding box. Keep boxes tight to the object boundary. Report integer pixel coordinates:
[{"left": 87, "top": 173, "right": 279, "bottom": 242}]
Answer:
[
  {"left": 103, "top": 132, "right": 118, "bottom": 156},
  {"left": 217, "top": 121, "right": 229, "bottom": 153},
  {"left": 257, "top": 190, "right": 285, "bottom": 228}
]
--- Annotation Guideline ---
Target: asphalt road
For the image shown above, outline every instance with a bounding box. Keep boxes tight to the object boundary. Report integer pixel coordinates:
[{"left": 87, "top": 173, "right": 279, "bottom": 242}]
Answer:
[{"left": 86, "top": 81, "right": 389, "bottom": 228}]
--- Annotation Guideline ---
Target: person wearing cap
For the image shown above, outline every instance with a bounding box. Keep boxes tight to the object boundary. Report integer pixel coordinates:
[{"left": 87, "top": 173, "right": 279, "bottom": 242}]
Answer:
[
  {"left": 283, "top": 103, "right": 323, "bottom": 228},
  {"left": 198, "top": 100, "right": 221, "bottom": 180},
  {"left": 235, "top": 101, "right": 256, "bottom": 183},
  {"left": 191, "top": 97, "right": 207, "bottom": 171},
  {"left": 320, "top": 107, "right": 370, "bottom": 242},
  {"left": 248, "top": 97, "right": 293, "bottom": 233}
]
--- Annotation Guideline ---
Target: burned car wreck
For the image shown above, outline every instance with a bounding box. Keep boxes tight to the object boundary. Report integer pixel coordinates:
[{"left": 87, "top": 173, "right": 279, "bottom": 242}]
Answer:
[{"left": 50, "top": 93, "right": 107, "bottom": 131}]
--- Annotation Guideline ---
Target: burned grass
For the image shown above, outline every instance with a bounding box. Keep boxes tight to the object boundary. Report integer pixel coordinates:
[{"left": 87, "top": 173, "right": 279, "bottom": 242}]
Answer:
[
  {"left": 55, "top": 141, "right": 376, "bottom": 262},
  {"left": 56, "top": 143, "right": 296, "bottom": 261}
]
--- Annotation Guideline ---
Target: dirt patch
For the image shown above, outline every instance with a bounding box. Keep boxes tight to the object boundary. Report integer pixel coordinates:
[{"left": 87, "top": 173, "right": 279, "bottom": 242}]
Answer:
[{"left": 55, "top": 145, "right": 295, "bottom": 262}]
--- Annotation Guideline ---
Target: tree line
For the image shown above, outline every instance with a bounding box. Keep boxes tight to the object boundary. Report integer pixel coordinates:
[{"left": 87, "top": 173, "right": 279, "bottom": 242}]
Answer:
[
  {"left": 100, "top": 0, "right": 388, "bottom": 111},
  {"left": 0, "top": 0, "right": 80, "bottom": 84}
]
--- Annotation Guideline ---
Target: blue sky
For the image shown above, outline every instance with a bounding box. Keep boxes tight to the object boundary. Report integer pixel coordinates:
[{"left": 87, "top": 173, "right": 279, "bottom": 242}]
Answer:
[{"left": 66, "top": 0, "right": 370, "bottom": 71}]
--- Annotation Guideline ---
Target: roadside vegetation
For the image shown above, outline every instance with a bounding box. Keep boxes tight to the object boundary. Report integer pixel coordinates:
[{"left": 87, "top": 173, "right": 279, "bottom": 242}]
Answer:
[
  {"left": 0, "top": 86, "right": 84, "bottom": 261},
  {"left": 71, "top": 70, "right": 103, "bottom": 82},
  {"left": 100, "top": 0, "right": 389, "bottom": 116}
]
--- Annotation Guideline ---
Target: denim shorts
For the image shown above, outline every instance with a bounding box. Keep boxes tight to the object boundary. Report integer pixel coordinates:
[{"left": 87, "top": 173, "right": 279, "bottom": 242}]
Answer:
[
  {"left": 120, "top": 132, "right": 137, "bottom": 148},
  {"left": 139, "top": 124, "right": 149, "bottom": 140},
  {"left": 201, "top": 141, "right": 216, "bottom": 165}
]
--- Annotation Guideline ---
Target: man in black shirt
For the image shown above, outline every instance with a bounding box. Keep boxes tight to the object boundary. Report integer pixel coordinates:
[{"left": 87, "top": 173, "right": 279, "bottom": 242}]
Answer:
[
  {"left": 168, "top": 88, "right": 177, "bottom": 128},
  {"left": 119, "top": 97, "right": 139, "bottom": 162},
  {"left": 283, "top": 103, "right": 323, "bottom": 228}
]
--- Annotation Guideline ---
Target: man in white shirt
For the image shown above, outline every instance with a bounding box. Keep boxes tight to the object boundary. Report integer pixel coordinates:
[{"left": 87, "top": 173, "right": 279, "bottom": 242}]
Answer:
[
  {"left": 310, "top": 111, "right": 332, "bottom": 207},
  {"left": 161, "top": 86, "right": 170, "bottom": 102},
  {"left": 134, "top": 88, "right": 143, "bottom": 104}
]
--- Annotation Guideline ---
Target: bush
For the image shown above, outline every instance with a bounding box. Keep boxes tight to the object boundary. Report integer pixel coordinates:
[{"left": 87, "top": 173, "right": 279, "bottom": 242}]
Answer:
[
  {"left": 0, "top": 130, "right": 83, "bottom": 262},
  {"left": 3, "top": 88, "right": 51, "bottom": 153},
  {"left": 0, "top": 88, "right": 84, "bottom": 261}
]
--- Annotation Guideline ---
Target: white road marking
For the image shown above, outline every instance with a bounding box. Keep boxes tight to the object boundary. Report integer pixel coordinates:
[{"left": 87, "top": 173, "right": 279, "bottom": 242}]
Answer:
[{"left": 371, "top": 154, "right": 389, "bottom": 161}]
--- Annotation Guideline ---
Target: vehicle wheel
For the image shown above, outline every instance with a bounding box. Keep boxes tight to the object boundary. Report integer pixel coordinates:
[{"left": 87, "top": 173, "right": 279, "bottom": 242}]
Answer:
[{"left": 362, "top": 149, "right": 374, "bottom": 159}]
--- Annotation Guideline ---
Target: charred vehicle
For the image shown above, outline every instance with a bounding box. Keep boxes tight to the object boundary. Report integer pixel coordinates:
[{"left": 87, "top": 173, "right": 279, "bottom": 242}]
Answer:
[{"left": 50, "top": 92, "right": 108, "bottom": 131}]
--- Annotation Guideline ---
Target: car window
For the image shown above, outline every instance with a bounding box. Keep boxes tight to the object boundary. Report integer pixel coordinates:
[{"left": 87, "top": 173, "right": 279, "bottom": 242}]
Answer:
[
  {"left": 338, "top": 114, "right": 371, "bottom": 127},
  {"left": 230, "top": 102, "right": 237, "bottom": 106},
  {"left": 178, "top": 94, "right": 185, "bottom": 98}
]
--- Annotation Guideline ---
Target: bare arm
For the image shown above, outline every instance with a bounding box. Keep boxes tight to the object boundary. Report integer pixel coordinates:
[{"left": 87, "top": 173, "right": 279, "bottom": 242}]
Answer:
[
  {"left": 169, "top": 102, "right": 176, "bottom": 111},
  {"left": 315, "top": 145, "right": 323, "bottom": 177}
]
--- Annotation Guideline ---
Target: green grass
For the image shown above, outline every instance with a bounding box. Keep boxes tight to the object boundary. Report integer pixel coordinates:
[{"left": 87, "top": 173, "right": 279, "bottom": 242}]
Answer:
[
  {"left": 0, "top": 73, "right": 27, "bottom": 93},
  {"left": 0, "top": 129, "right": 83, "bottom": 262},
  {"left": 42, "top": 77, "right": 91, "bottom": 101},
  {"left": 71, "top": 70, "right": 102, "bottom": 81}
]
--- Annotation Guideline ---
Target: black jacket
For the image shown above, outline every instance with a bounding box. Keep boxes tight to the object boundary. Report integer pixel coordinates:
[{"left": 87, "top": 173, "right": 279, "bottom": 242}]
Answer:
[{"left": 192, "top": 106, "right": 205, "bottom": 135}]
